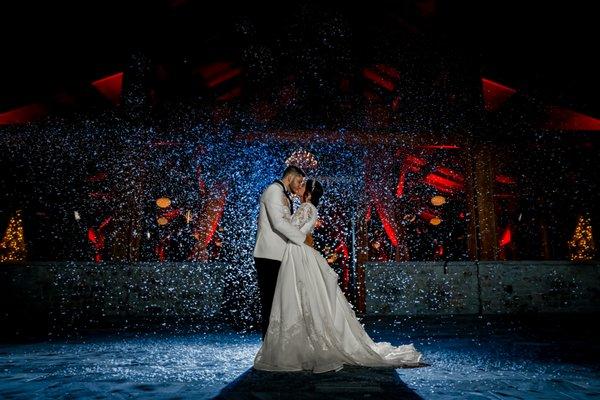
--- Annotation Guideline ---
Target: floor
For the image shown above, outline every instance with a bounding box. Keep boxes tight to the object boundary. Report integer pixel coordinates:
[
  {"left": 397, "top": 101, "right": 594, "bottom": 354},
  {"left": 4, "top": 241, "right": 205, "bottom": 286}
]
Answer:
[{"left": 1, "top": 315, "right": 599, "bottom": 399}]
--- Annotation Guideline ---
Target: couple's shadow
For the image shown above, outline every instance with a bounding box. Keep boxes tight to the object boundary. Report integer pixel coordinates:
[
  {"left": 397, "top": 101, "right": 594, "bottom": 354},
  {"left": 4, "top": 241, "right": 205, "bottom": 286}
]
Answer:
[{"left": 212, "top": 364, "right": 425, "bottom": 400}]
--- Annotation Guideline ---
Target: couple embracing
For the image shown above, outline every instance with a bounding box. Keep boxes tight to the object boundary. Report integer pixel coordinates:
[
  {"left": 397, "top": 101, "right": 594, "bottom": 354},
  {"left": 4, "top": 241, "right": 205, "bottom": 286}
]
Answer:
[{"left": 253, "top": 165, "right": 424, "bottom": 373}]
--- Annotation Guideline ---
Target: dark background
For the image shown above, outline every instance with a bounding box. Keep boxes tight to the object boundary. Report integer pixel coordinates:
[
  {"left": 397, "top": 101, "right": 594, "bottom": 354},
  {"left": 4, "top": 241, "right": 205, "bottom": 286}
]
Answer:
[{"left": 1, "top": 0, "right": 598, "bottom": 117}]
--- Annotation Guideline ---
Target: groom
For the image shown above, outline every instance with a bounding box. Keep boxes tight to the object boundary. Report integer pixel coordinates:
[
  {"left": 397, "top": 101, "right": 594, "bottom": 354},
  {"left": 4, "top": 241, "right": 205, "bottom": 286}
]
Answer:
[{"left": 253, "top": 165, "right": 309, "bottom": 340}]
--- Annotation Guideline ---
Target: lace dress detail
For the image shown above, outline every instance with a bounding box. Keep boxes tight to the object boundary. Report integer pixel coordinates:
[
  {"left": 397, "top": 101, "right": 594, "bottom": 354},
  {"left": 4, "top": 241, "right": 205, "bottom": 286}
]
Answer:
[
  {"left": 254, "top": 203, "right": 424, "bottom": 373},
  {"left": 290, "top": 202, "right": 318, "bottom": 235}
]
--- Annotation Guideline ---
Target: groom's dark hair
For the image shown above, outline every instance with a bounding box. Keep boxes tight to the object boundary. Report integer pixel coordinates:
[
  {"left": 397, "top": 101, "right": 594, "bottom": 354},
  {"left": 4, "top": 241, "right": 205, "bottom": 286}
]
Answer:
[{"left": 282, "top": 164, "right": 306, "bottom": 178}]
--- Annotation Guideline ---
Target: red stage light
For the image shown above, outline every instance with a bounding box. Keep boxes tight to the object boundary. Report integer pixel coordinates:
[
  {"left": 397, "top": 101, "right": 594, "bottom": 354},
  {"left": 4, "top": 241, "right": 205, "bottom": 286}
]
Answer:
[
  {"left": 204, "top": 196, "right": 226, "bottom": 246},
  {"left": 420, "top": 210, "right": 437, "bottom": 221},
  {"left": 87, "top": 228, "right": 97, "bottom": 243},
  {"left": 424, "top": 173, "right": 463, "bottom": 192},
  {"left": 499, "top": 226, "right": 512, "bottom": 247},
  {"left": 404, "top": 155, "right": 427, "bottom": 172},
  {"left": 161, "top": 208, "right": 181, "bottom": 221},
  {"left": 0, "top": 103, "right": 47, "bottom": 124},
  {"left": 436, "top": 245, "right": 444, "bottom": 256},
  {"left": 542, "top": 106, "right": 600, "bottom": 131},
  {"left": 196, "top": 62, "right": 242, "bottom": 88},
  {"left": 374, "top": 64, "right": 401, "bottom": 80},
  {"left": 496, "top": 175, "right": 516, "bottom": 184},
  {"left": 335, "top": 242, "right": 350, "bottom": 259},
  {"left": 92, "top": 72, "right": 123, "bottom": 105},
  {"left": 375, "top": 202, "right": 398, "bottom": 247},
  {"left": 99, "top": 216, "right": 112, "bottom": 230},
  {"left": 395, "top": 169, "right": 406, "bottom": 197},
  {"left": 362, "top": 68, "right": 395, "bottom": 91},
  {"left": 434, "top": 166, "right": 464, "bottom": 183},
  {"left": 391, "top": 96, "right": 401, "bottom": 111},
  {"left": 481, "top": 78, "right": 517, "bottom": 111}
]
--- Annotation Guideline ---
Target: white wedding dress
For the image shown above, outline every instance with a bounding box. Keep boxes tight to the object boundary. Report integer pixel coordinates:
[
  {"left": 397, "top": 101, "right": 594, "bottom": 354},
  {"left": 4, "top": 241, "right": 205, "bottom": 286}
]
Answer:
[{"left": 253, "top": 202, "right": 423, "bottom": 373}]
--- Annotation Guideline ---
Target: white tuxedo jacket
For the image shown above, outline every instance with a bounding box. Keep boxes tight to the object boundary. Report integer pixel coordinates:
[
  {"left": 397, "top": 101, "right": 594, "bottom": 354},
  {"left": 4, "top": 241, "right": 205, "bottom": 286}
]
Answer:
[{"left": 253, "top": 181, "right": 306, "bottom": 261}]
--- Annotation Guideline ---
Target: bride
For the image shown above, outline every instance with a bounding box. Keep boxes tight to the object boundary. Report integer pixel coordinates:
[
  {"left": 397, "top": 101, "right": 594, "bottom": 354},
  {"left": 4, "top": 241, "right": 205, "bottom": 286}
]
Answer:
[{"left": 253, "top": 179, "right": 424, "bottom": 373}]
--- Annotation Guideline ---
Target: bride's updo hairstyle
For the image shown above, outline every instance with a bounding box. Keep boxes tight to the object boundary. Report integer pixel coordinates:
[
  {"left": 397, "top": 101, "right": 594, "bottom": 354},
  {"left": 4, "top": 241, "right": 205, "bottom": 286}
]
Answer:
[{"left": 305, "top": 179, "right": 324, "bottom": 207}]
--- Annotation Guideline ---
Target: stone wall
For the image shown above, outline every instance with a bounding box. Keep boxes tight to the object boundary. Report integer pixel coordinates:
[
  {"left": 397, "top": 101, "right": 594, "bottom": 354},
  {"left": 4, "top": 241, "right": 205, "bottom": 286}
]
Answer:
[
  {"left": 0, "top": 262, "right": 228, "bottom": 336},
  {"left": 365, "top": 261, "right": 600, "bottom": 315},
  {"left": 2, "top": 260, "right": 599, "bottom": 338}
]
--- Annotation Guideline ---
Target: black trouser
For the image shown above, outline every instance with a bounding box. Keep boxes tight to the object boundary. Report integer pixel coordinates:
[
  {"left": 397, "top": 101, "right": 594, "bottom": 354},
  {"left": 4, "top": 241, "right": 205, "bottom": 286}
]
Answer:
[{"left": 254, "top": 257, "right": 281, "bottom": 340}]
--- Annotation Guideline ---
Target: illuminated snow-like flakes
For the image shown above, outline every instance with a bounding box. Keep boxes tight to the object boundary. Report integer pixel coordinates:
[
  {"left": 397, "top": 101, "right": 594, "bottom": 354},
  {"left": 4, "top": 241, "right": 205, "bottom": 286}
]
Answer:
[
  {"left": 213, "top": 134, "right": 367, "bottom": 328},
  {"left": 1, "top": 99, "right": 594, "bottom": 331},
  {"left": 0, "top": 332, "right": 259, "bottom": 398},
  {"left": 1, "top": 319, "right": 599, "bottom": 399},
  {"left": 0, "top": 4, "right": 597, "bottom": 399},
  {"left": 0, "top": 106, "right": 373, "bottom": 331}
]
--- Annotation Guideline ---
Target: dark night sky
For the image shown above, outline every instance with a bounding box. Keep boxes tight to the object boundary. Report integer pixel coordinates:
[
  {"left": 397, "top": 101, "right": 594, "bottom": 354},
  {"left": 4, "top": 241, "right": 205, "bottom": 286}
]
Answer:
[{"left": 0, "top": 0, "right": 598, "bottom": 116}]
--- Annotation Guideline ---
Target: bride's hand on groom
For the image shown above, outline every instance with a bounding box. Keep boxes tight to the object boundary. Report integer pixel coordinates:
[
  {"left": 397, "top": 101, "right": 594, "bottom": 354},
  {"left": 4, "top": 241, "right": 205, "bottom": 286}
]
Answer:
[{"left": 304, "top": 234, "right": 314, "bottom": 247}]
